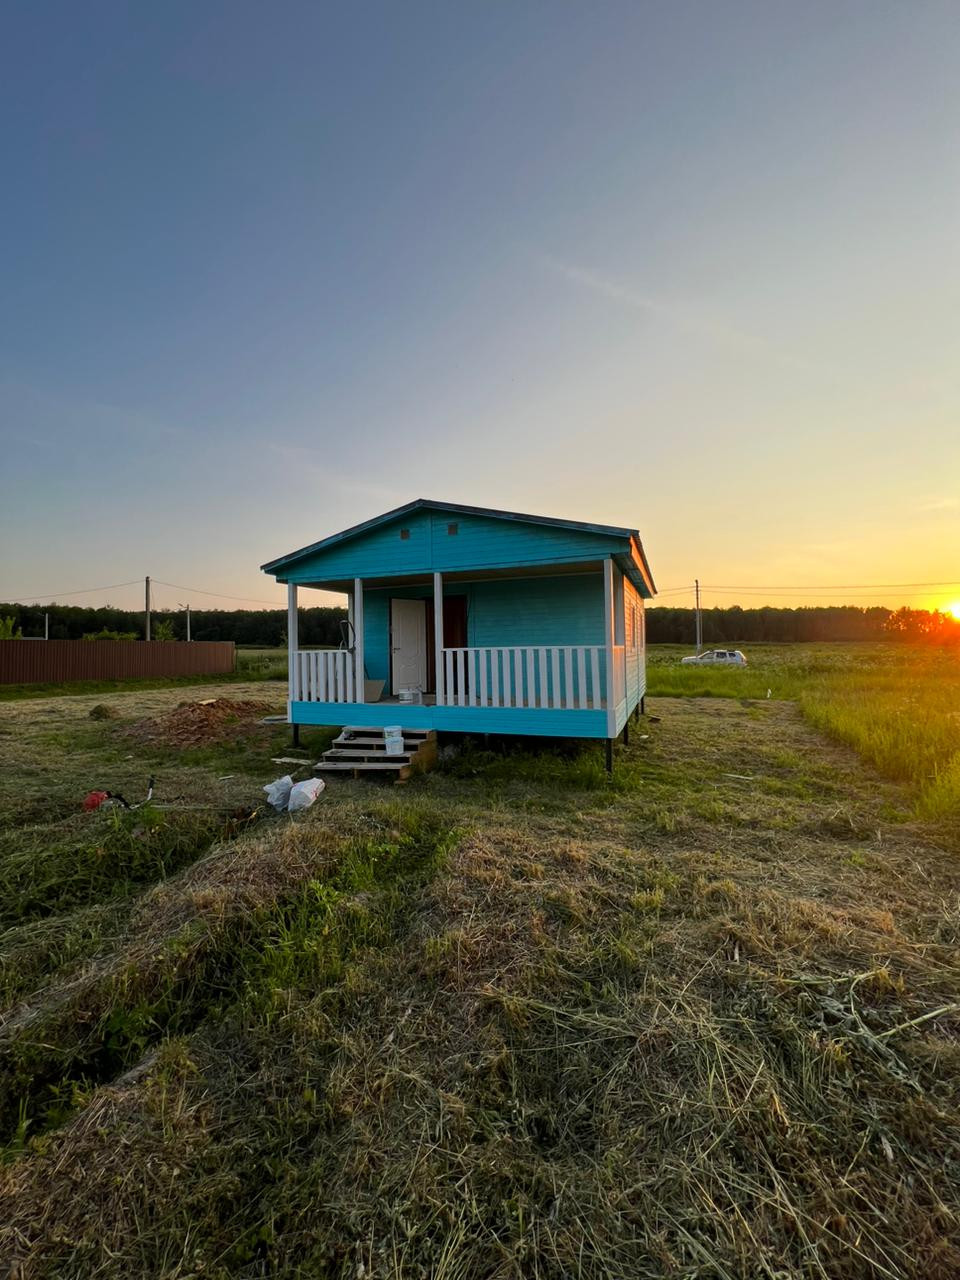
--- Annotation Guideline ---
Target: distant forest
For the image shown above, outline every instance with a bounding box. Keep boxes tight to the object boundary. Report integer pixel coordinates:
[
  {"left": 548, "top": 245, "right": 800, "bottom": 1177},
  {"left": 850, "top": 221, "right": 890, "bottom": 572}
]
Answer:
[
  {"left": 0, "top": 604, "right": 348, "bottom": 646},
  {"left": 2, "top": 602, "right": 957, "bottom": 646},
  {"left": 647, "top": 605, "right": 960, "bottom": 645}
]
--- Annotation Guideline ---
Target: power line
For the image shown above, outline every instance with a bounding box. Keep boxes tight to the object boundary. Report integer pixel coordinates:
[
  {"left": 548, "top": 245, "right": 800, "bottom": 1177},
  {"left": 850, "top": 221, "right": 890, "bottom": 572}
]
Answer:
[
  {"left": 7, "top": 579, "right": 142, "bottom": 603},
  {"left": 702, "top": 587, "right": 952, "bottom": 599},
  {"left": 703, "top": 579, "right": 960, "bottom": 591},
  {"left": 151, "top": 579, "right": 288, "bottom": 607},
  {"left": 653, "top": 579, "right": 960, "bottom": 599},
  {"left": 4, "top": 576, "right": 314, "bottom": 609}
]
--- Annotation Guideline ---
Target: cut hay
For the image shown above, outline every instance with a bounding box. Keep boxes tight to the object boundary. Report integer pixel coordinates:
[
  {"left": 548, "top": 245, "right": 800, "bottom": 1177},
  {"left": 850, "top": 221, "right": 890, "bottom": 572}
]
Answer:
[{"left": 2, "top": 684, "right": 960, "bottom": 1277}]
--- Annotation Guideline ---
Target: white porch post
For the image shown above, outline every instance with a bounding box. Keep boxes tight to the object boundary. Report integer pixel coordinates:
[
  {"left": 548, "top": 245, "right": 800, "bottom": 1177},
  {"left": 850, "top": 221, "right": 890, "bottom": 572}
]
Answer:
[
  {"left": 433, "top": 572, "right": 444, "bottom": 705},
  {"left": 354, "top": 577, "right": 364, "bottom": 702},
  {"left": 287, "top": 583, "right": 299, "bottom": 714},
  {"left": 603, "top": 559, "right": 616, "bottom": 737}
]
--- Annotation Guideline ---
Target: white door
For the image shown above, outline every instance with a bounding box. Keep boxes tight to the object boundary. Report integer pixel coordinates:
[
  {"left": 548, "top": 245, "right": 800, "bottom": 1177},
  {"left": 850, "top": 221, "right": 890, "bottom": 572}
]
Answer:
[{"left": 391, "top": 599, "right": 427, "bottom": 692}]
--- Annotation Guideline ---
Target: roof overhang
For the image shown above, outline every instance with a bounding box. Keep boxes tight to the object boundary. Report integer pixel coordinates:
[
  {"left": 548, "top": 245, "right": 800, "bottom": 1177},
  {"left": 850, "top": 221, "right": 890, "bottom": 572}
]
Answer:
[{"left": 262, "top": 498, "right": 656, "bottom": 598}]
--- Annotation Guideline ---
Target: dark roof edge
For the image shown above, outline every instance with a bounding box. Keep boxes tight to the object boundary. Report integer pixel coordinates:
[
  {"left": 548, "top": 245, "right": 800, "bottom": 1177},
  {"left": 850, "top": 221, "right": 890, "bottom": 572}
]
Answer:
[{"left": 630, "top": 534, "right": 658, "bottom": 596}]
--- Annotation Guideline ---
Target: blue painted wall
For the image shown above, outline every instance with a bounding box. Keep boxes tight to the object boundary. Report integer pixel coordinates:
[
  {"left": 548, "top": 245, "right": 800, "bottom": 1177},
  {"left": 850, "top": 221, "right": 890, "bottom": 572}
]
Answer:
[
  {"left": 361, "top": 572, "right": 604, "bottom": 692},
  {"left": 282, "top": 510, "right": 631, "bottom": 584},
  {"left": 292, "top": 700, "right": 610, "bottom": 739}
]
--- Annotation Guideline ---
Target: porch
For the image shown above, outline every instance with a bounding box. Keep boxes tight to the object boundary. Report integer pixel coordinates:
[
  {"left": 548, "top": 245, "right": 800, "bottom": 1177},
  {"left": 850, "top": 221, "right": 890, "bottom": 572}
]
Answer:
[{"left": 285, "top": 562, "right": 635, "bottom": 740}]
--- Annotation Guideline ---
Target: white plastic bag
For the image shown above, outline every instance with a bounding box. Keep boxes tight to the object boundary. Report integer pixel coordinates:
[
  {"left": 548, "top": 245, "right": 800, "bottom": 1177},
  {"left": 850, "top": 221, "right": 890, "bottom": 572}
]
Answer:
[
  {"left": 287, "top": 777, "right": 325, "bottom": 811},
  {"left": 263, "top": 775, "right": 294, "bottom": 811}
]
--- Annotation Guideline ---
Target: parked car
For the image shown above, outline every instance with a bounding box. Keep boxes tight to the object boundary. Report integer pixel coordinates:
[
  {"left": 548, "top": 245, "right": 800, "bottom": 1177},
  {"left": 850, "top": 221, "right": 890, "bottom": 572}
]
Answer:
[{"left": 681, "top": 649, "right": 747, "bottom": 666}]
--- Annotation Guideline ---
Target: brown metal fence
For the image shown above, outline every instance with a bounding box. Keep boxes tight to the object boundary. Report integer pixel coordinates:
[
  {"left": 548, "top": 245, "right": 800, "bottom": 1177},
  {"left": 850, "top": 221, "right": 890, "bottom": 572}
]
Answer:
[{"left": 0, "top": 640, "right": 236, "bottom": 686}]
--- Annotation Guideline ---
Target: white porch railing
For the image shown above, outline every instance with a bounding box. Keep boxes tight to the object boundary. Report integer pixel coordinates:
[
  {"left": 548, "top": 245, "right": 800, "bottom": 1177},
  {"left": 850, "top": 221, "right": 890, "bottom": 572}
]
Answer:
[
  {"left": 440, "top": 645, "right": 605, "bottom": 709},
  {"left": 295, "top": 649, "right": 355, "bottom": 703},
  {"left": 292, "top": 644, "right": 611, "bottom": 710}
]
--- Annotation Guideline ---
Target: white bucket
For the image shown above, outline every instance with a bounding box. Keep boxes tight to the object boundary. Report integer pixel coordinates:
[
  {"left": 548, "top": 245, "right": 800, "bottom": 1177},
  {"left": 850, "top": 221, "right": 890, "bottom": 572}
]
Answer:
[{"left": 383, "top": 725, "right": 405, "bottom": 756}]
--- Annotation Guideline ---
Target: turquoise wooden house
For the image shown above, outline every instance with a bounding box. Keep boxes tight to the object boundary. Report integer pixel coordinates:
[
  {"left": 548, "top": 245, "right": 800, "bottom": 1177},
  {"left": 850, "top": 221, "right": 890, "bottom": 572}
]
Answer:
[{"left": 261, "top": 499, "right": 656, "bottom": 754}]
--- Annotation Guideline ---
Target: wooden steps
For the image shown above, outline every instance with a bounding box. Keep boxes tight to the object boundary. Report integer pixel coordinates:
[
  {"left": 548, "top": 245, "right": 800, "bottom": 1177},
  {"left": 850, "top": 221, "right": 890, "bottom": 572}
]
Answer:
[{"left": 316, "top": 728, "right": 437, "bottom": 782}]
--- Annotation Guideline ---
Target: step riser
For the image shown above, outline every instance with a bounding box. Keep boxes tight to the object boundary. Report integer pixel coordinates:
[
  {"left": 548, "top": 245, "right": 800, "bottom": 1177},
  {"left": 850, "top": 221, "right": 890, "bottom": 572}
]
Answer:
[
  {"left": 319, "top": 762, "right": 411, "bottom": 772},
  {"left": 323, "top": 747, "right": 414, "bottom": 757},
  {"left": 340, "top": 727, "right": 434, "bottom": 740},
  {"left": 315, "top": 727, "right": 437, "bottom": 782}
]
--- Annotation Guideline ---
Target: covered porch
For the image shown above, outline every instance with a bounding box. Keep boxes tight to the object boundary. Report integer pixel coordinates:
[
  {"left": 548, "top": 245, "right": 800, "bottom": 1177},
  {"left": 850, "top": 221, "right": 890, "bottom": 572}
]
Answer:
[{"left": 285, "top": 560, "right": 630, "bottom": 739}]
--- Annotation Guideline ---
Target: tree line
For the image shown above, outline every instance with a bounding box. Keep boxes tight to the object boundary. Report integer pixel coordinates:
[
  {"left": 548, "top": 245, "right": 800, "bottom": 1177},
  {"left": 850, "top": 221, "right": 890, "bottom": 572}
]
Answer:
[
  {"left": 1, "top": 601, "right": 957, "bottom": 646},
  {"left": 0, "top": 604, "right": 348, "bottom": 646},
  {"left": 646, "top": 605, "right": 960, "bottom": 645}
]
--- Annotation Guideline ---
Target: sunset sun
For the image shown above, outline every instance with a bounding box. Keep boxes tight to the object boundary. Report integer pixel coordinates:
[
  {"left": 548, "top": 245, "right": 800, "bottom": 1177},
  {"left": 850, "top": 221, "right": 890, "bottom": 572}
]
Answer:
[{"left": 944, "top": 601, "right": 960, "bottom": 620}]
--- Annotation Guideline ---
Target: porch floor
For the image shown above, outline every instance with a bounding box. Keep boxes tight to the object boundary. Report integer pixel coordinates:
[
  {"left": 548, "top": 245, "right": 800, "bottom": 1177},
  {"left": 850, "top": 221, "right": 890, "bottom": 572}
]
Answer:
[{"left": 369, "top": 693, "right": 438, "bottom": 706}]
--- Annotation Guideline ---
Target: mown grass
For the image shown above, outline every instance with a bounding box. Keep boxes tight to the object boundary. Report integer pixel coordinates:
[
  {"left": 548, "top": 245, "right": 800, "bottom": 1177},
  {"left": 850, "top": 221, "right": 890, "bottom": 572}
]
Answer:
[
  {"left": 650, "top": 641, "right": 960, "bottom": 824},
  {"left": 646, "top": 640, "right": 905, "bottom": 699},
  {"left": 800, "top": 648, "right": 960, "bottom": 824},
  {"left": 2, "top": 664, "right": 960, "bottom": 1276},
  {"left": 0, "top": 804, "right": 254, "bottom": 927},
  {"left": 0, "top": 805, "right": 456, "bottom": 1159}
]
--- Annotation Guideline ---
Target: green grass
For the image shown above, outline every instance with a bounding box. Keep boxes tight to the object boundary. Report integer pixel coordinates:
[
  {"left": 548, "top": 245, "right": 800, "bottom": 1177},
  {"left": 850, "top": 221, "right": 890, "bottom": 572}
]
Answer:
[
  {"left": 0, "top": 804, "right": 253, "bottom": 926},
  {"left": 649, "top": 641, "right": 960, "bottom": 824},
  {"left": 2, "top": 657, "right": 960, "bottom": 1277},
  {"left": 799, "top": 648, "right": 960, "bottom": 823},
  {"left": 646, "top": 640, "right": 906, "bottom": 699},
  {"left": 0, "top": 806, "right": 456, "bottom": 1158}
]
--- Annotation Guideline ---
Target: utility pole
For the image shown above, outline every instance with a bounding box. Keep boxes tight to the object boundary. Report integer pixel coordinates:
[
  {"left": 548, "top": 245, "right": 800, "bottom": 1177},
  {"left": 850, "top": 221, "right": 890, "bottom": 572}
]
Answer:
[
  {"left": 695, "top": 579, "right": 702, "bottom": 654},
  {"left": 44, "top": 612, "right": 49, "bottom": 641},
  {"left": 145, "top": 576, "right": 151, "bottom": 641},
  {"left": 179, "top": 602, "right": 191, "bottom": 642}
]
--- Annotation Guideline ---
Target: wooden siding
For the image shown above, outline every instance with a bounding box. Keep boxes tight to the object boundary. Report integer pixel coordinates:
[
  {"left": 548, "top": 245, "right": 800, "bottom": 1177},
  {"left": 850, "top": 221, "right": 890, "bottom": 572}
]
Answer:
[
  {"left": 360, "top": 573, "right": 604, "bottom": 691},
  {"left": 0, "top": 640, "right": 235, "bottom": 686},
  {"left": 291, "top": 699, "right": 610, "bottom": 739},
  {"left": 281, "top": 510, "right": 632, "bottom": 584},
  {"left": 624, "top": 576, "right": 645, "bottom": 711},
  {"left": 288, "top": 564, "right": 647, "bottom": 743}
]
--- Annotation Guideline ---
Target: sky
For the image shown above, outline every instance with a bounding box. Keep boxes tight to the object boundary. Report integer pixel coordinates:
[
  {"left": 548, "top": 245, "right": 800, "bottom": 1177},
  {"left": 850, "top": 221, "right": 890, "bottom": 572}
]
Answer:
[{"left": 2, "top": 0, "right": 959, "bottom": 618}]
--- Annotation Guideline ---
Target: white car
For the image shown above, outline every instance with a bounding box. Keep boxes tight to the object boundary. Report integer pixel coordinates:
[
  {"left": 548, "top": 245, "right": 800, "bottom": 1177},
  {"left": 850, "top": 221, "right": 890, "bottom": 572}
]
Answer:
[{"left": 681, "top": 649, "right": 747, "bottom": 666}]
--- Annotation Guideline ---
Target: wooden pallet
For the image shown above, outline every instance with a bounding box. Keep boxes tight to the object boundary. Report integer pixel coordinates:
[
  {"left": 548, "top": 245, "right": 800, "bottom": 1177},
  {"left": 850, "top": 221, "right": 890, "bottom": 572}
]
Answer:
[{"left": 315, "top": 728, "right": 437, "bottom": 782}]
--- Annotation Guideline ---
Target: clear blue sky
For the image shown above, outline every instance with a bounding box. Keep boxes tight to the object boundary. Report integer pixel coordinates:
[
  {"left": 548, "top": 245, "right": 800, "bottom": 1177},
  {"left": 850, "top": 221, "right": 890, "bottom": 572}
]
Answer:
[{"left": 2, "top": 1, "right": 958, "bottom": 616}]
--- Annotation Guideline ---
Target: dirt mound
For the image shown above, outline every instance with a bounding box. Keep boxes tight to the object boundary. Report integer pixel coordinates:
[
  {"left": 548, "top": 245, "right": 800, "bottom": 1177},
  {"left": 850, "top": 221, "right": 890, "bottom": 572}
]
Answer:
[
  {"left": 125, "top": 698, "right": 279, "bottom": 748},
  {"left": 88, "top": 703, "right": 118, "bottom": 721}
]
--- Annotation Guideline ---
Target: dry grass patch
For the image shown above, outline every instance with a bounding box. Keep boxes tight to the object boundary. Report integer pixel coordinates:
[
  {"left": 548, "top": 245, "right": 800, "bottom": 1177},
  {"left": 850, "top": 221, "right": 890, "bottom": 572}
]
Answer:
[{"left": 2, "top": 688, "right": 960, "bottom": 1277}]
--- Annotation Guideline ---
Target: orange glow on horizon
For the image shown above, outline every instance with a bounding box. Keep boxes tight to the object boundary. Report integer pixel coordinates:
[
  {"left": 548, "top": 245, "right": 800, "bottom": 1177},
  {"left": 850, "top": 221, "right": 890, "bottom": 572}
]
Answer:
[{"left": 945, "top": 601, "right": 960, "bottom": 620}]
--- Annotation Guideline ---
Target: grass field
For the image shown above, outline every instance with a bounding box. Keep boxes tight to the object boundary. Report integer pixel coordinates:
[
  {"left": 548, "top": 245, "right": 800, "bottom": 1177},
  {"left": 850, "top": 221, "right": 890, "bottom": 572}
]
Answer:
[
  {"left": 1, "top": 646, "right": 959, "bottom": 1277},
  {"left": 650, "top": 642, "right": 960, "bottom": 825}
]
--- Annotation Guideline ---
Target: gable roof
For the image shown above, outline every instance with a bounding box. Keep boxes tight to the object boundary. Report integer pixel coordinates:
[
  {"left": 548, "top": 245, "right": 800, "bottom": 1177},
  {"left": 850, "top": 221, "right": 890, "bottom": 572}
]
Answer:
[{"left": 261, "top": 498, "right": 656, "bottom": 594}]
